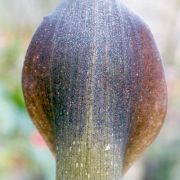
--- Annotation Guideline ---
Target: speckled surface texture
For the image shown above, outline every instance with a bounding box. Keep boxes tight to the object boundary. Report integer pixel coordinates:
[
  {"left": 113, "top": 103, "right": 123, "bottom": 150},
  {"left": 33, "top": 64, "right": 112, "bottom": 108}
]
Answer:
[{"left": 22, "top": 0, "right": 167, "bottom": 179}]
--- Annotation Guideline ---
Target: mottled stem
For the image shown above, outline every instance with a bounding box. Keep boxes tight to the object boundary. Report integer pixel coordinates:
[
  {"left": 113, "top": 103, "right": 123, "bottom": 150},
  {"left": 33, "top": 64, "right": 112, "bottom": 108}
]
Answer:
[{"left": 55, "top": 130, "right": 124, "bottom": 180}]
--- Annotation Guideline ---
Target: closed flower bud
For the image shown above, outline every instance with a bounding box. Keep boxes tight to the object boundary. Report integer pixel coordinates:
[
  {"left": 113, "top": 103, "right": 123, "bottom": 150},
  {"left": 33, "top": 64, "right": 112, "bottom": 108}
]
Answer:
[{"left": 22, "top": 0, "right": 167, "bottom": 179}]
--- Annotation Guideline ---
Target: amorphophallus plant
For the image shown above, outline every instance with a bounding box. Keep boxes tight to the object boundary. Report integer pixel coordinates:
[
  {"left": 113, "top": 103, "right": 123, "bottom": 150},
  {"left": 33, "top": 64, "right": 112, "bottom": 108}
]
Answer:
[{"left": 22, "top": 0, "right": 167, "bottom": 179}]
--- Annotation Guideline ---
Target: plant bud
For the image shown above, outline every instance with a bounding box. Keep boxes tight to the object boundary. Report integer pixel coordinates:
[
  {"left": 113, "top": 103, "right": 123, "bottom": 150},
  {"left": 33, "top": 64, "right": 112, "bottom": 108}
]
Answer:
[{"left": 22, "top": 0, "right": 167, "bottom": 179}]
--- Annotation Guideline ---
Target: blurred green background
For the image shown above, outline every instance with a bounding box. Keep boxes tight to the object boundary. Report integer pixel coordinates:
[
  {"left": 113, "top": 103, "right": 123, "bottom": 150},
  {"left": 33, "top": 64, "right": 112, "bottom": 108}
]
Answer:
[{"left": 0, "top": 0, "right": 180, "bottom": 180}]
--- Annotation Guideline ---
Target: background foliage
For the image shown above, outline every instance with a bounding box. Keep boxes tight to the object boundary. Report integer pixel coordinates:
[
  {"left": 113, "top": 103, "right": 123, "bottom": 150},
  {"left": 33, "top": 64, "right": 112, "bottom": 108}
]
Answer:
[{"left": 0, "top": 0, "right": 180, "bottom": 179}]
